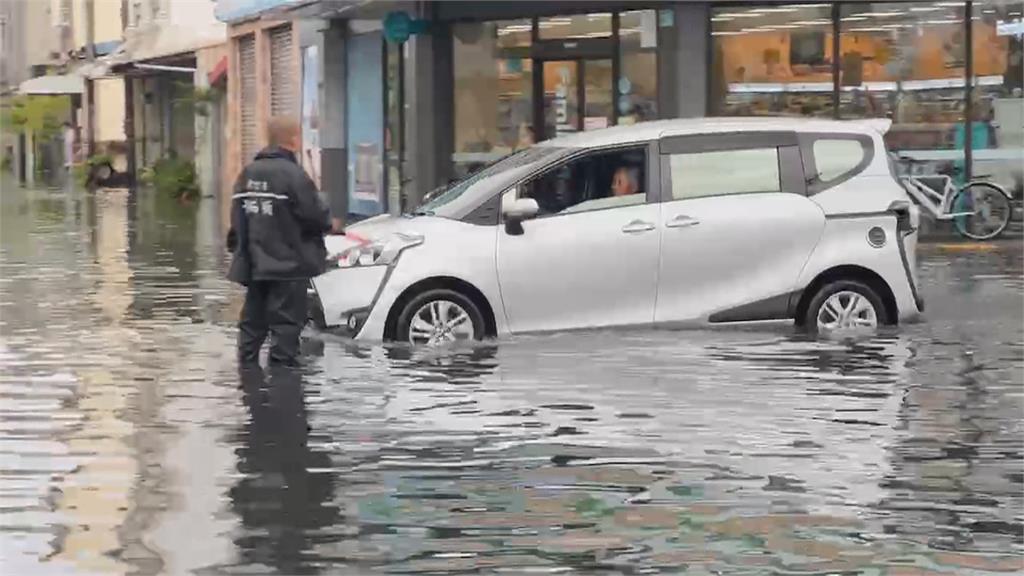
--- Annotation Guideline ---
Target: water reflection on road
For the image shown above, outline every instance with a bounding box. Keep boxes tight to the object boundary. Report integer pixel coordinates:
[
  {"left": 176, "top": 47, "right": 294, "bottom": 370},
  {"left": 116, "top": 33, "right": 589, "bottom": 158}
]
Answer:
[{"left": 1, "top": 184, "right": 1021, "bottom": 575}]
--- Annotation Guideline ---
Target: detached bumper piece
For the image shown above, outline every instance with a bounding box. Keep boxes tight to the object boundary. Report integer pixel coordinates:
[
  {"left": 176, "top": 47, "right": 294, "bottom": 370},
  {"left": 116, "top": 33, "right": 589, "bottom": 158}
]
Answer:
[
  {"left": 307, "top": 284, "right": 327, "bottom": 329},
  {"left": 309, "top": 265, "right": 389, "bottom": 336},
  {"left": 890, "top": 200, "right": 925, "bottom": 314}
]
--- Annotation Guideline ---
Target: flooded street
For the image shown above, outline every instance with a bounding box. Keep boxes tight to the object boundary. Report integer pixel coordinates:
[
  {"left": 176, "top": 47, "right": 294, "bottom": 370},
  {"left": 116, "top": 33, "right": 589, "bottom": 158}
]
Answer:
[{"left": 1, "top": 184, "right": 1022, "bottom": 575}]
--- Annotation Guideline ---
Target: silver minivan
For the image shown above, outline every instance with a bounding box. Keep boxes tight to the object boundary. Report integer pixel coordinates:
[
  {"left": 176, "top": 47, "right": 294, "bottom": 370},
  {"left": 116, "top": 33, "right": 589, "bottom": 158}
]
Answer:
[{"left": 310, "top": 118, "right": 923, "bottom": 345}]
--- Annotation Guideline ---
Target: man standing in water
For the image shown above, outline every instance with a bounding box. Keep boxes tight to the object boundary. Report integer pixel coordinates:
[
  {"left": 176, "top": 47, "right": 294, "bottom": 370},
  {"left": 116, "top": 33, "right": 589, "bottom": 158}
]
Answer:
[{"left": 227, "top": 116, "right": 334, "bottom": 366}]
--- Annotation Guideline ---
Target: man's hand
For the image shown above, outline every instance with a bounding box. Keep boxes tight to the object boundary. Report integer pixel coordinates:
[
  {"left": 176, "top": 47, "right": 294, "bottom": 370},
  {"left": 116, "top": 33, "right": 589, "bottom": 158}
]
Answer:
[{"left": 330, "top": 217, "right": 344, "bottom": 235}]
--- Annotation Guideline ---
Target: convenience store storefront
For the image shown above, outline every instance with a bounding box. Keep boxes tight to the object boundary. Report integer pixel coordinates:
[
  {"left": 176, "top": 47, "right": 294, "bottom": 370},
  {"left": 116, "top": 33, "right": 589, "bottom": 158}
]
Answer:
[
  {"left": 708, "top": 0, "right": 1022, "bottom": 191},
  {"left": 446, "top": 7, "right": 667, "bottom": 179},
  {"left": 223, "top": 0, "right": 1022, "bottom": 220},
  {"left": 446, "top": 0, "right": 1021, "bottom": 191}
]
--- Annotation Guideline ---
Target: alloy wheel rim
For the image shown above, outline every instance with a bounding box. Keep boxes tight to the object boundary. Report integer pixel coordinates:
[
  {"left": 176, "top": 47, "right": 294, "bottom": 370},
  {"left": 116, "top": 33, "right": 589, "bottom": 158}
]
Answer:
[
  {"left": 409, "top": 300, "right": 474, "bottom": 346},
  {"left": 816, "top": 291, "right": 878, "bottom": 333}
]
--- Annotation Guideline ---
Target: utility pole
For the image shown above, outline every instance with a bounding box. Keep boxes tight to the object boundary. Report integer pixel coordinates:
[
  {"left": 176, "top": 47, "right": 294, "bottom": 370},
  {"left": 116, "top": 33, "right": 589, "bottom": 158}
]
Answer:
[{"left": 84, "top": 0, "right": 96, "bottom": 156}]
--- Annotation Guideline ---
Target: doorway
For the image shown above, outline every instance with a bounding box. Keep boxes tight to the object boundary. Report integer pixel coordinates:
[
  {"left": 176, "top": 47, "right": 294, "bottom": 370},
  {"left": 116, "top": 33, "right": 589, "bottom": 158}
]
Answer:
[{"left": 538, "top": 58, "right": 614, "bottom": 140}]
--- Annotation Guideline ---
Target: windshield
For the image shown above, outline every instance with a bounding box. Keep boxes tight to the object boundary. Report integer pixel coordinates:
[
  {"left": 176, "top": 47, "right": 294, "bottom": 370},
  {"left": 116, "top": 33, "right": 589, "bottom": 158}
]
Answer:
[{"left": 414, "top": 147, "right": 569, "bottom": 218}]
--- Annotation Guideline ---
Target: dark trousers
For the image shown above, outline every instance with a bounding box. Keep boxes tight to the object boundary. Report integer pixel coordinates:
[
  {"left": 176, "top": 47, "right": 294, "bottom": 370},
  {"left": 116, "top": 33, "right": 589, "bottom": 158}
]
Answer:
[{"left": 238, "top": 280, "right": 308, "bottom": 366}]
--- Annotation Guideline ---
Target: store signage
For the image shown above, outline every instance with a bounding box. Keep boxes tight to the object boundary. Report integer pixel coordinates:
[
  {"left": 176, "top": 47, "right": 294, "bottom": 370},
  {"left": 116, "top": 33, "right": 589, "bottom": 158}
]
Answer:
[{"left": 384, "top": 11, "right": 427, "bottom": 43}]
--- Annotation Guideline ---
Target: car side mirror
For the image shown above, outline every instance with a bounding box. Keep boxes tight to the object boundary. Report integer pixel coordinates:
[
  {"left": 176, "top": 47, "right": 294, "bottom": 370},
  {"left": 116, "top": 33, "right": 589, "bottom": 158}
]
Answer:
[{"left": 502, "top": 198, "right": 539, "bottom": 236}]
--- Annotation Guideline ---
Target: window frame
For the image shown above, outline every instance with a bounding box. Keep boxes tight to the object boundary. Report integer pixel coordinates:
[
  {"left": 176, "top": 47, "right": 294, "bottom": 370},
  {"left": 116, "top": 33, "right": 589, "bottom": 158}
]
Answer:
[
  {"left": 798, "top": 132, "right": 875, "bottom": 195},
  {"left": 507, "top": 141, "right": 661, "bottom": 221},
  {"left": 658, "top": 131, "right": 806, "bottom": 203}
]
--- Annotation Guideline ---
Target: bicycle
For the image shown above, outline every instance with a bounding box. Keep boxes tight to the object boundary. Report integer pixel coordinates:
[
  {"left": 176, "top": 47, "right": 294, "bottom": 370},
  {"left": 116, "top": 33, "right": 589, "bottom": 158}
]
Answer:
[{"left": 892, "top": 153, "right": 1013, "bottom": 241}]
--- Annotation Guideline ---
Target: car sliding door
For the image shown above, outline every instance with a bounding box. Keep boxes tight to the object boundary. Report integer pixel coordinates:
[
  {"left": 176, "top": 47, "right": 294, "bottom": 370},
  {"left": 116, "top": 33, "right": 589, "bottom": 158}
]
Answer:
[{"left": 655, "top": 132, "right": 826, "bottom": 324}]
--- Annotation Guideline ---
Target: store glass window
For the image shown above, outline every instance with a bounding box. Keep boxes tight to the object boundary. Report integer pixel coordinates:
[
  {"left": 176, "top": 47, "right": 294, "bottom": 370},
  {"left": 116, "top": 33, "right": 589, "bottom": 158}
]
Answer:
[
  {"left": 710, "top": 4, "right": 835, "bottom": 117},
  {"left": 452, "top": 20, "right": 533, "bottom": 179},
  {"left": 838, "top": 3, "right": 967, "bottom": 176},
  {"left": 385, "top": 40, "right": 403, "bottom": 213},
  {"left": 347, "top": 30, "right": 385, "bottom": 217},
  {"left": 496, "top": 18, "right": 532, "bottom": 48},
  {"left": 618, "top": 10, "right": 658, "bottom": 124},
  {"left": 539, "top": 13, "right": 612, "bottom": 40},
  {"left": 972, "top": 0, "right": 1023, "bottom": 195}
]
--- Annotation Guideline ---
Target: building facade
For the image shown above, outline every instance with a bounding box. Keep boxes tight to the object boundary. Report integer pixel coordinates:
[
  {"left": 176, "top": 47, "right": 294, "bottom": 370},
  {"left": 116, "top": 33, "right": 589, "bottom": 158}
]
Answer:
[
  {"left": 0, "top": 0, "right": 66, "bottom": 91},
  {"left": 111, "top": 0, "right": 225, "bottom": 182},
  {"left": 220, "top": 17, "right": 303, "bottom": 230},
  {"left": 215, "top": 0, "right": 1023, "bottom": 225}
]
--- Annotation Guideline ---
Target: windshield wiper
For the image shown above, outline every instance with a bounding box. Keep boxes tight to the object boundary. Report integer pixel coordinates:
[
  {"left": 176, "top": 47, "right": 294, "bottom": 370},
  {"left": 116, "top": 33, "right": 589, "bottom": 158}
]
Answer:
[{"left": 409, "top": 208, "right": 435, "bottom": 217}]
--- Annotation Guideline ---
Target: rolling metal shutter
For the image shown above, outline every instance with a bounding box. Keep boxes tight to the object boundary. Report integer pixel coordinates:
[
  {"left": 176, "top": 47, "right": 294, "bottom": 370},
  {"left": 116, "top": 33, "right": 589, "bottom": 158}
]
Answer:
[
  {"left": 238, "top": 34, "right": 258, "bottom": 163},
  {"left": 269, "top": 26, "right": 296, "bottom": 117}
]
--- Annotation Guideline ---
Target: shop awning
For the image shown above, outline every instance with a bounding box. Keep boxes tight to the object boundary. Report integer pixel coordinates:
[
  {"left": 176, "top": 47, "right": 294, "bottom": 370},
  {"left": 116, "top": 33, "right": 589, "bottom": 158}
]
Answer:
[
  {"left": 208, "top": 56, "right": 228, "bottom": 85},
  {"left": 18, "top": 74, "right": 85, "bottom": 95},
  {"left": 214, "top": 0, "right": 376, "bottom": 23},
  {"left": 104, "top": 22, "right": 225, "bottom": 71},
  {"left": 214, "top": 0, "right": 314, "bottom": 23}
]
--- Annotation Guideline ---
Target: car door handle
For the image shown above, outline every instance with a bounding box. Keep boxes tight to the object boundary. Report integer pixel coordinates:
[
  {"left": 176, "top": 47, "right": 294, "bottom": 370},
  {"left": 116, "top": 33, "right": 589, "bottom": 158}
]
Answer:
[
  {"left": 621, "top": 220, "right": 656, "bottom": 234},
  {"left": 666, "top": 215, "right": 701, "bottom": 229}
]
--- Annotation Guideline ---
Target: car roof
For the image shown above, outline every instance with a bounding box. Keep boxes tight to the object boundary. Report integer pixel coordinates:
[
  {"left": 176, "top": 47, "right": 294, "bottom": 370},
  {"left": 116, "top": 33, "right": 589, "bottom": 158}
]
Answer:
[{"left": 539, "top": 117, "right": 889, "bottom": 149}]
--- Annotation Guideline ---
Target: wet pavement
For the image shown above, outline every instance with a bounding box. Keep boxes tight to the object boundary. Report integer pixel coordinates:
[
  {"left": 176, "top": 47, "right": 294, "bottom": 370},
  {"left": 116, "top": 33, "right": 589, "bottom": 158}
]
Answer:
[{"left": 1, "top": 183, "right": 1022, "bottom": 575}]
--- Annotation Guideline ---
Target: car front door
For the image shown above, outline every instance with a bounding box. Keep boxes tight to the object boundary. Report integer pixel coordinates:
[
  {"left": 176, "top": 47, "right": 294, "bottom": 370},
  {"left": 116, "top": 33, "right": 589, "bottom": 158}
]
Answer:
[
  {"left": 654, "top": 132, "right": 827, "bottom": 324},
  {"left": 496, "top": 144, "right": 661, "bottom": 333}
]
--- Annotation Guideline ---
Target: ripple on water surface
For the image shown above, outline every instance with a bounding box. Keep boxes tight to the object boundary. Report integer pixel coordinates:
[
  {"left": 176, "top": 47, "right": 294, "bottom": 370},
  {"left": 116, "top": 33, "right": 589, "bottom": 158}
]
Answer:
[{"left": 1, "top": 185, "right": 1021, "bottom": 575}]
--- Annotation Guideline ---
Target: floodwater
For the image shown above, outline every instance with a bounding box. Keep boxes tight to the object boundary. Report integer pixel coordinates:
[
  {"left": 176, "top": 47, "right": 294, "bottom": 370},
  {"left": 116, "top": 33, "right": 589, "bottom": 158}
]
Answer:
[{"left": 1, "top": 184, "right": 1021, "bottom": 575}]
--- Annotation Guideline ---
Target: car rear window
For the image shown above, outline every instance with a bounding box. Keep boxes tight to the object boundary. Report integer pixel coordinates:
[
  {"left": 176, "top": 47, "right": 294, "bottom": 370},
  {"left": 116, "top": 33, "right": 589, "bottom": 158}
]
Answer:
[
  {"left": 813, "top": 139, "right": 864, "bottom": 182},
  {"left": 802, "top": 133, "right": 874, "bottom": 194}
]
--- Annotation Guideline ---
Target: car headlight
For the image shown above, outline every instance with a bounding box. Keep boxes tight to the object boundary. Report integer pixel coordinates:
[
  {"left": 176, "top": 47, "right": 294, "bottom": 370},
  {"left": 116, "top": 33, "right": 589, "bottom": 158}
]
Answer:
[{"left": 332, "top": 232, "right": 424, "bottom": 269}]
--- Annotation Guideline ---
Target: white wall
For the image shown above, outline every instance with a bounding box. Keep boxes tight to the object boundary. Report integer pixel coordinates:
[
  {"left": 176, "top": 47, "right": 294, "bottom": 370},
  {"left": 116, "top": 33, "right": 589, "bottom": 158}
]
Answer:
[
  {"left": 124, "top": 0, "right": 223, "bottom": 57},
  {"left": 127, "top": 0, "right": 221, "bottom": 38},
  {"left": 94, "top": 78, "right": 126, "bottom": 144},
  {"left": 168, "top": 0, "right": 219, "bottom": 29}
]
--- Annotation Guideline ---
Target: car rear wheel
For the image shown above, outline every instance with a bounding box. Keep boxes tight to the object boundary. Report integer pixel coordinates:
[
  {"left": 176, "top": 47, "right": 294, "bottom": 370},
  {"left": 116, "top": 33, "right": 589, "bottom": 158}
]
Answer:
[
  {"left": 396, "top": 289, "right": 485, "bottom": 346},
  {"left": 803, "top": 280, "right": 890, "bottom": 336}
]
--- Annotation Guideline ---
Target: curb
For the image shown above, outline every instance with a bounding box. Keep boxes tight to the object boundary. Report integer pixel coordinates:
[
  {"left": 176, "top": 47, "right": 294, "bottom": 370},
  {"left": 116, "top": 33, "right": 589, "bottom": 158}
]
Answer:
[
  {"left": 923, "top": 242, "right": 1003, "bottom": 252},
  {"left": 920, "top": 240, "right": 1021, "bottom": 252}
]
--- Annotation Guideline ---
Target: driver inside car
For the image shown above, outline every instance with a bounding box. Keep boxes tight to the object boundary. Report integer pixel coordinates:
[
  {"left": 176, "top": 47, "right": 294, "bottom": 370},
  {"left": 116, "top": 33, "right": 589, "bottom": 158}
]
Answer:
[
  {"left": 561, "top": 164, "right": 645, "bottom": 214},
  {"left": 611, "top": 166, "right": 641, "bottom": 197}
]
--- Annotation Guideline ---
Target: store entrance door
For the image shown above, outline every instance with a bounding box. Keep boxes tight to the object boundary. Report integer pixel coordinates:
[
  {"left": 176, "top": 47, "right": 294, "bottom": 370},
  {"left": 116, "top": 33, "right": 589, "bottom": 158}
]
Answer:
[{"left": 539, "top": 58, "right": 613, "bottom": 141}]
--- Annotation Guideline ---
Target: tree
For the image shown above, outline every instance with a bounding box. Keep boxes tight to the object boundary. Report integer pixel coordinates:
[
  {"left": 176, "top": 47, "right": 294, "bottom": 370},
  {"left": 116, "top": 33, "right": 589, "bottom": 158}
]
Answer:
[{"left": 1, "top": 95, "right": 71, "bottom": 140}]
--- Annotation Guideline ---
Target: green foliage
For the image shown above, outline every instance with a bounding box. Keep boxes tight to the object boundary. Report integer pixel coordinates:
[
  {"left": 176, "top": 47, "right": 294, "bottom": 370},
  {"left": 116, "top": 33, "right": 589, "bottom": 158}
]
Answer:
[
  {"left": 86, "top": 153, "right": 113, "bottom": 168},
  {"left": 1, "top": 95, "right": 71, "bottom": 139},
  {"left": 72, "top": 153, "right": 114, "bottom": 186},
  {"left": 141, "top": 154, "right": 200, "bottom": 203},
  {"left": 173, "top": 83, "right": 224, "bottom": 117},
  {"left": 72, "top": 163, "right": 88, "bottom": 186}
]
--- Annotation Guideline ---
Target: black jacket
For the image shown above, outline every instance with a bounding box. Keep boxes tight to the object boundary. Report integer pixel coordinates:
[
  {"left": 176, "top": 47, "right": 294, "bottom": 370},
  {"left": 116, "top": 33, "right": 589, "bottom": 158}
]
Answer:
[{"left": 227, "top": 146, "right": 331, "bottom": 284}]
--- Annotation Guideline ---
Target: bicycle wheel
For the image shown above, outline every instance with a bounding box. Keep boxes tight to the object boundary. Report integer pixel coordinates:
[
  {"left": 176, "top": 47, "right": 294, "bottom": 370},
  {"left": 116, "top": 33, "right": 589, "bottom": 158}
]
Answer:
[{"left": 951, "top": 181, "right": 1012, "bottom": 240}]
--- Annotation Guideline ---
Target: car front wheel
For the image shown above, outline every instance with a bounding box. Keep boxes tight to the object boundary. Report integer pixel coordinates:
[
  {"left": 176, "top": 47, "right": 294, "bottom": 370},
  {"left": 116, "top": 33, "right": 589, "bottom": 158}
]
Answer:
[
  {"left": 803, "top": 280, "right": 890, "bottom": 335},
  {"left": 396, "top": 289, "right": 485, "bottom": 346}
]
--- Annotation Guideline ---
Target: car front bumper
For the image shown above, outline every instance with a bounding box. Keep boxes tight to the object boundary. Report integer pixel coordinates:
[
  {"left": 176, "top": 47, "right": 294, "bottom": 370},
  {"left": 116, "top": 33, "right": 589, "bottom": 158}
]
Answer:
[
  {"left": 308, "top": 265, "right": 390, "bottom": 337},
  {"left": 308, "top": 284, "right": 327, "bottom": 329}
]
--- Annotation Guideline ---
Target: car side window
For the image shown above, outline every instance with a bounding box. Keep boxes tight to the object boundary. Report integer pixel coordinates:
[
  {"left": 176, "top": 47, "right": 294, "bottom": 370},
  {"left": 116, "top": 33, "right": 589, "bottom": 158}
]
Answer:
[
  {"left": 801, "top": 133, "right": 874, "bottom": 194},
  {"left": 812, "top": 139, "right": 867, "bottom": 183},
  {"left": 668, "top": 147, "right": 781, "bottom": 200},
  {"left": 520, "top": 147, "right": 647, "bottom": 217}
]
